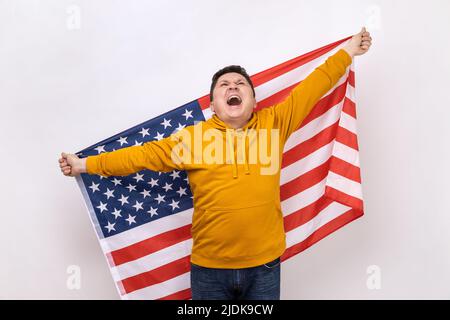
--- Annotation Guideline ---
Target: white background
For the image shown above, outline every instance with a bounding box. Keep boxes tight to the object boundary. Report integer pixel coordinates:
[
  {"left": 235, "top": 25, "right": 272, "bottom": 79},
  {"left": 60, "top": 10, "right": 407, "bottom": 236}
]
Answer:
[{"left": 1, "top": 0, "right": 450, "bottom": 299}]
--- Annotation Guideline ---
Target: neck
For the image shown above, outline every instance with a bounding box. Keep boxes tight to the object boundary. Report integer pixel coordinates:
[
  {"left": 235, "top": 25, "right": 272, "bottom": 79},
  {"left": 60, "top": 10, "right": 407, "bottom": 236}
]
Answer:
[{"left": 222, "top": 114, "right": 252, "bottom": 129}]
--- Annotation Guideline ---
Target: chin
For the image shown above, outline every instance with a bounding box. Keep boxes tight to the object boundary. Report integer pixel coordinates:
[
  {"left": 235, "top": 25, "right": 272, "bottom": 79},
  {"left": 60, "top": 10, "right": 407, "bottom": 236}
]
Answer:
[{"left": 225, "top": 110, "right": 247, "bottom": 119}]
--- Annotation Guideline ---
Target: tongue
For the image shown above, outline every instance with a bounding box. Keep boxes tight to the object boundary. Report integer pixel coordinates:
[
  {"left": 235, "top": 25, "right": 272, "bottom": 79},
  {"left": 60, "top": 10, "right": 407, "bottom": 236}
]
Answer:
[{"left": 228, "top": 97, "right": 241, "bottom": 106}]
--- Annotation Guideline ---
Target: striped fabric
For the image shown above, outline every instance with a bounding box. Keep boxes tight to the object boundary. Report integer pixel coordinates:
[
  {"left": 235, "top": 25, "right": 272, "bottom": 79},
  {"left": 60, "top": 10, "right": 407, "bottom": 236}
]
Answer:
[{"left": 76, "top": 35, "right": 364, "bottom": 300}]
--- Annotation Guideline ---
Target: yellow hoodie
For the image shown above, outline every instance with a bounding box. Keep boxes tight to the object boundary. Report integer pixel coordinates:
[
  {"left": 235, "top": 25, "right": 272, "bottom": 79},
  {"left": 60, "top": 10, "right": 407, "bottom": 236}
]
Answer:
[{"left": 86, "top": 48, "right": 352, "bottom": 269}]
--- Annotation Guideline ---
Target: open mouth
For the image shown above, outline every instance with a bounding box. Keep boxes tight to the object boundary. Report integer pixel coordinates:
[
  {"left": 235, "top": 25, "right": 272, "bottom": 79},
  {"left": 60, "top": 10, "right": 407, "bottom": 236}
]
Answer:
[{"left": 227, "top": 95, "right": 242, "bottom": 106}]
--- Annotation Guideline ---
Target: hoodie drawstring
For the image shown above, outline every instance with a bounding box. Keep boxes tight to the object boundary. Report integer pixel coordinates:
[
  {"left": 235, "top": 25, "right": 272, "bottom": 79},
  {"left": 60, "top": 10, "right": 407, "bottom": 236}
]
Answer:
[
  {"left": 243, "top": 128, "right": 250, "bottom": 175},
  {"left": 226, "top": 128, "right": 250, "bottom": 179},
  {"left": 226, "top": 129, "right": 238, "bottom": 179}
]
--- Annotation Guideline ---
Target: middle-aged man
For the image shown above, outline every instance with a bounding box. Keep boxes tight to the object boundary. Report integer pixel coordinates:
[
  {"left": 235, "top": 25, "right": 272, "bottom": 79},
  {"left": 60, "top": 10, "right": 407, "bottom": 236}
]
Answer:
[{"left": 59, "top": 27, "right": 372, "bottom": 300}]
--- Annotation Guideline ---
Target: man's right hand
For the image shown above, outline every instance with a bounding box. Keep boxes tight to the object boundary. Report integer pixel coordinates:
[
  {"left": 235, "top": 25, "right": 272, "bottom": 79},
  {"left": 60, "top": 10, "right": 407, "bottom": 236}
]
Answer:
[{"left": 59, "top": 152, "right": 87, "bottom": 177}]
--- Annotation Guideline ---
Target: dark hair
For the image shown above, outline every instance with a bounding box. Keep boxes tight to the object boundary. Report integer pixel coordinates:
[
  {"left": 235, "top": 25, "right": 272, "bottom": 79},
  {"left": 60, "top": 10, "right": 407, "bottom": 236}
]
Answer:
[{"left": 209, "top": 65, "right": 255, "bottom": 101}]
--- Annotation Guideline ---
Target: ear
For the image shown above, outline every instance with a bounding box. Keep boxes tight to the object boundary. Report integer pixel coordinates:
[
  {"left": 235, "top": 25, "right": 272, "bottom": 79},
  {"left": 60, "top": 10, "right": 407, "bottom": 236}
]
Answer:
[{"left": 210, "top": 101, "right": 215, "bottom": 113}]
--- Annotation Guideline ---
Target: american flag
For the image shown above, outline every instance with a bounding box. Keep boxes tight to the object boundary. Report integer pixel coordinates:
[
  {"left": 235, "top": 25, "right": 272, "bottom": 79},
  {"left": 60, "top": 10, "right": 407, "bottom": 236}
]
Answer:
[{"left": 75, "top": 36, "right": 364, "bottom": 300}]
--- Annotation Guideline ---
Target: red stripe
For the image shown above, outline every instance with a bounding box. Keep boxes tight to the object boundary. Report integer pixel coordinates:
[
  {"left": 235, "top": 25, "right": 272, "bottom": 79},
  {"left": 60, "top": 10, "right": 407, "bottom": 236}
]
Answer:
[
  {"left": 255, "top": 82, "right": 298, "bottom": 111},
  {"left": 282, "top": 121, "right": 338, "bottom": 168},
  {"left": 281, "top": 155, "right": 362, "bottom": 204},
  {"left": 329, "top": 156, "right": 361, "bottom": 183},
  {"left": 281, "top": 208, "right": 363, "bottom": 263},
  {"left": 299, "top": 80, "right": 348, "bottom": 128},
  {"left": 280, "top": 160, "right": 329, "bottom": 202},
  {"left": 349, "top": 70, "right": 355, "bottom": 87},
  {"left": 120, "top": 255, "right": 191, "bottom": 294},
  {"left": 283, "top": 196, "right": 335, "bottom": 233},
  {"left": 197, "top": 95, "right": 210, "bottom": 110},
  {"left": 336, "top": 126, "right": 359, "bottom": 150},
  {"left": 343, "top": 95, "right": 356, "bottom": 118},
  {"left": 255, "top": 76, "right": 348, "bottom": 123},
  {"left": 110, "top": 224, "right": 192, "bottom": 266}
]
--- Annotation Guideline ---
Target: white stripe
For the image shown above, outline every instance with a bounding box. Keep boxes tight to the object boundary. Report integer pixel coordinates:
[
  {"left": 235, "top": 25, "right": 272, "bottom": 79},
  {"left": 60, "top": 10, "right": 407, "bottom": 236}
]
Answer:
[
  {"left": 280, "top": 142, "right": 333, "bottom": 185},
  {"left": 326, "top": 171, "right": 363, "bottom": 200},
  {"left": 332, "top": 141, "right": 360, "bottom": 167},
  {"left": 99, "top": 208, "right": 193, "bottom": 252},
  {"left": 111, "top": 239, "right": 193, "bottom": 280},
  {"left": 283, "top": 100, "right": 343, "bottom": 152},
  {"left": 202, "top": 108, "right": 213, "bottom": 120},
  {"left": 346, "top": 83, "right": 355, "bottom": 101},
  {"left": 339, "top": 112, "right": 357, "bottom": 135},
  {"left": 281, "top": 67, "right": 350, "bottom": 151},
  {"left": 123, "top": 272, "right": 191, "bottom": 300},
  {"left": 255, "top": 44, "right": 346, "bottom": 102},
  {"left": 285, "top": 201, "right": 351, "bottom": 248},
  {"left": 281, "top": 178, "right": 326, "bottom": 217}
]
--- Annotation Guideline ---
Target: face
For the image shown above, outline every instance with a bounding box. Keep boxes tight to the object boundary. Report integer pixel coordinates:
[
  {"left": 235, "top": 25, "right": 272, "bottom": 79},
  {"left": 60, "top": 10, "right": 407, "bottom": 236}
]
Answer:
[{"left": 210, "top": 72, "right": 256, "bottom": 128}]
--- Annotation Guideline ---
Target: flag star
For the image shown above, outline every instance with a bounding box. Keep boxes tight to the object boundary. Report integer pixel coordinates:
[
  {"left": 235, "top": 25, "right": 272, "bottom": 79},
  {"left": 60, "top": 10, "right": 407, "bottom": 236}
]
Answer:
[
  {"left": 132, "top": 200, "right": 144, "bottom": 212},
  {"left": 162, "top": 183, "right": 173, "bottom": 192},
  {"left": 161, "top": 118, "right": 172, "bottom": 129},
  {"left": 103, "top": 188, "right": 115, "bottom": 199},
  {"left": 126, "top": 184, "right": 137, "bottom": 192},
  {"left": 176, "top": 187, "right": 187, "bottom": 197},
  {"left": 133, "top": 173, "right": 145, "bottom": 183},
  {"left": 147, "top": 206, "right": 158, "bottom": 217},
  {"left": 169, "top": 170, "right": 181, "bottom": 180},
  {"left": 182, "top": 109, "right": 193, "bottom": 120},
  {"left": 89, "top": 182, "right": 100, "bottom": 193},
  {"left": 111, "top": 178, "right": 122, "bottom": 186},
  {"left": 155, "top": 193, "right": 165, "bottom": 204},
  {"left": 139, "top": 127, "right": 150, "bottom": 138},
  {"left": 94, "top": 145, "right": 106, "bottom": 153},
  {"left": 168, "top": 199, "right": 180, "bottom": 211},
  {"left": 116, "top": 136, "right": 128, "bottom": 146},
  {"left": 105, "top": 221, "right": 116, "bottom": 233},
  {"left": 134, "top": 140, "right": 143, "bottom": 146},
  {"left": 118, "top": 194, "right": 129, "bottom": 206},
  {"left": 175, "top": 122, "right": 186, "bottom": 132},
  {"left": 125, "top": 214, "right": 137, "bottom": 225},
  {"left": 184, "top": 176, "right": 189, "bottom": 184},
  {"left": 148, "top": 178, "right": 159, "bottom": 188},
  {"left": 111, "top": 208, "right": 122, "bottom": 219},
  {"left": 96, "top": 201, "right": 108, "bottom": 213},
  {"left": 154, "top": 132, "right": 164, "bottom": 141},
  {"left": 140, "top": 189, "right": 151, "bottom": 199},
  {"left": 94, "top": 145, "right": 106, "bottom": 154}
]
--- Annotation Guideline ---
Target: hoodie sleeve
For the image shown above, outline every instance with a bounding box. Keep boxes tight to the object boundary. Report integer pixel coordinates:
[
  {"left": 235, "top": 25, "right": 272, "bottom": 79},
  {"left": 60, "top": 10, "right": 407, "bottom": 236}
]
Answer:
[
  {"left": 271, "top": 48, "right": 352, "bottom": 142},
  {"left": 86, "top": 130, "right": 188, "bottom": 177}
]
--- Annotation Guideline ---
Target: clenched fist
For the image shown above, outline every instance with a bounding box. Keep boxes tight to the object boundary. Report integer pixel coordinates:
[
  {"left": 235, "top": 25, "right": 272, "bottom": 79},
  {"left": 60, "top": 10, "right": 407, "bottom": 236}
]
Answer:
[
  {"left": 58, "top": 152, "right": 87, "bottom": 177},
  {"left": 343, "top": 27, "right": 373, "bottom": 57}
]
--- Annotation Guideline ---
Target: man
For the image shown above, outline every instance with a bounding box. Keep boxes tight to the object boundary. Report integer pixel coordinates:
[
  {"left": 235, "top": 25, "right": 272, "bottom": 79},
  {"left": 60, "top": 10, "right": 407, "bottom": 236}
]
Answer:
[{"left": 59, "top": 28, "right": 372, "bottom": 300}]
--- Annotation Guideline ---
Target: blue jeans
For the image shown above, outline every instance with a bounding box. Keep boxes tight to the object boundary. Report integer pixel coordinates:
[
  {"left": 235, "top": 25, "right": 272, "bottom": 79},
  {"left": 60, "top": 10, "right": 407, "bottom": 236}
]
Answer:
[{"left": 190, "top": 257, "right": 281, "bottom": 300}]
